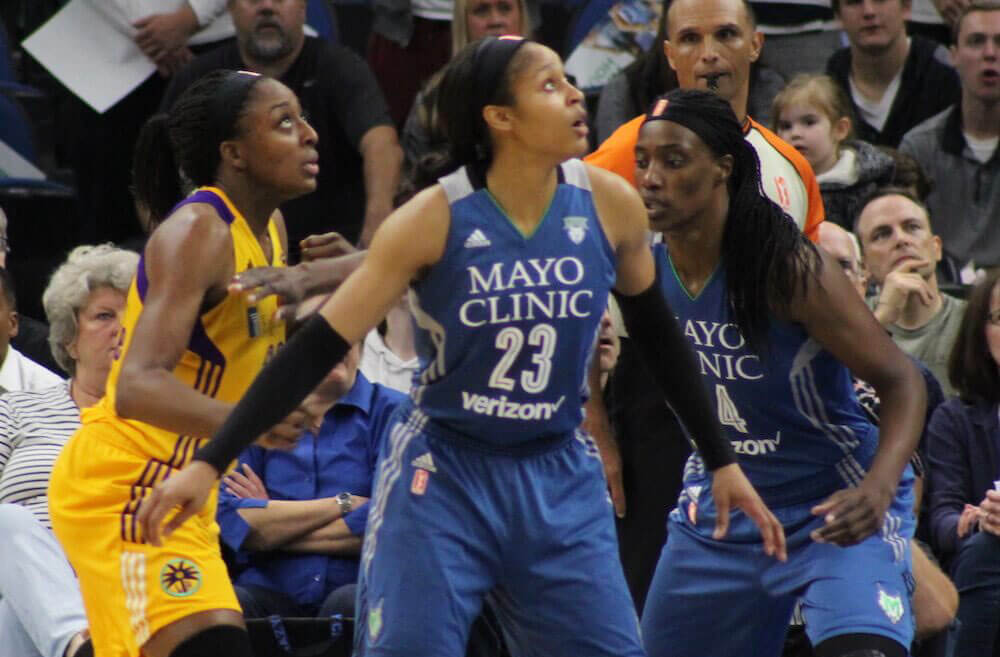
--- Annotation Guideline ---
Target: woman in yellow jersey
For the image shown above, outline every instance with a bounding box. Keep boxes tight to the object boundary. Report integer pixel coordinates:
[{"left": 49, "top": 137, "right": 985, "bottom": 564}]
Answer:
[{"left": 47, "top": 70, "right": 320, "bottom": 657}]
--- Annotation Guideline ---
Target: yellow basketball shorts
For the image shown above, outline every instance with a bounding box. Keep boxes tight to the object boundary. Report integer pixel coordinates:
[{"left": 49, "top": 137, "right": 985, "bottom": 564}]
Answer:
[{"left": 48, "top": 420, "right": 240, "bottom": 657}]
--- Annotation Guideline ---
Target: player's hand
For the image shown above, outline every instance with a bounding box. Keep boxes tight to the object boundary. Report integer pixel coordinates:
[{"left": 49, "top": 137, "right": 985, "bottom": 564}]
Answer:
[
  {"left": 300, "top": 232, "right": 357, "bottom": 262},
  {"left": 230, "top": 266, "right": 310, "bottom": 304},
  {"left": 712, "top": 463, "right": 787, "bottom": 561},
  {"left": 978, "top": 490, "right": 1000, "bottom": 537},
  {"left": 138, "top": 460, "right": 219, "bottom": 547},
  {"left": 133, "top": 6, "right": 199, "bottom": 62},
  {"left": 810, "top": 480, "right": 892, "bottom": 546},
  {"left": 254, "top": 407, "right": 313, "bottom": 450},
  {"left": 223, "top": 463, "right": 269, "bottom": 500},
  {"left": 873, "top": 259, "right": 936, "bottom": 326}
]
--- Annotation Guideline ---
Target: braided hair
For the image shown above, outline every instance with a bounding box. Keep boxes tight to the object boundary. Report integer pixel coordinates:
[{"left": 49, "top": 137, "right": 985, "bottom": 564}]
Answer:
[
  {"left": 132, "top": 70, "right": 265, "bottom": 226},
  {"left": 644, "top": 88, "right": 820, "bottom": 353}
]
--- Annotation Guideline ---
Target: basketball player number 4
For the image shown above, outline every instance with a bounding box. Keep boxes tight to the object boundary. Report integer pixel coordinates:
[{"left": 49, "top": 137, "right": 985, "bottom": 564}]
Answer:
[{"left": 488, "top": 324, "right": 557, "bottom": 394}]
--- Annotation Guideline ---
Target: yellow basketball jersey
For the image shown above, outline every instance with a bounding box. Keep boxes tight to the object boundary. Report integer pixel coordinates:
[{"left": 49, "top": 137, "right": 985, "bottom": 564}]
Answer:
[{"left": 88, "top": 186, "right": 286, "bottom": 465}]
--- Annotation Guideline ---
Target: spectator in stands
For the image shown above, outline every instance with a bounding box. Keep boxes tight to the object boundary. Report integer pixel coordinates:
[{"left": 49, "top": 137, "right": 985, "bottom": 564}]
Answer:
[
  {"left": 401, "top": 0, "right": 531, "bottom": 170},
  {"left": 750, "top": 1, "right": 841, "bottom": 81},
  {"left": 826, "top": 0, "right": 960, "bottom": 147},
  {"left": 0, "top": 208, "right": 61, "bottom": 378},
  {"left": 899, "top": 2, "right": 1000, "bottom": 270},
  {"left": 217, "top": 343, "right": 404, "bottom": 619},
  {"left": 908, "top": 0, "right": 951, "bottom": 45},
  {"left": 129, "top": 1, "right": 234, "bottom": 77},
  {"left": 0, "top": 269, "right": 63, "bottom": 393},
  {"left": 163, "top": 0, "right": 404, "bottom": 250},
  {"left": 586, "top": 0, "right": 825, "bottom": 240},
  {"left": 926, "top": 270, "right": 1000, "bottom": 657},
  {"left": 359, "top": 298, "right": 418, "bottom": 393},
  {"left": 595, "top": 2, "right": 785, "bottom": 142},
  {"left": 67, "top": 0, "right": 234, "bottom": 247},
  {"left": 773, "top": 74, "right": 895, "bottom": 228},
  {"left": 367, "top": 0, "right": 452, "bottom": 128},
  {"left": 0, "top": 244, "right": 137, "bottom": 657},
  {"left": 855, "top": 188, "right": 966, "bottom": 396},
  {"left": 878, "top": 146, "right": 935, "bottom": 200}
]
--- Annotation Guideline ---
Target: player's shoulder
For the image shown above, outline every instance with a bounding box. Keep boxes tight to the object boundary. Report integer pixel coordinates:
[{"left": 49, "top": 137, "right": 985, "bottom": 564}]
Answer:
[{"left": 143, "top": 199, "right": 236, "bottom": 280}]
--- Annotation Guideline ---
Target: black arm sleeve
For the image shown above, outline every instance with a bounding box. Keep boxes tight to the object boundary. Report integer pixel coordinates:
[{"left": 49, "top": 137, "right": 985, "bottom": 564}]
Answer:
[
  {"left": 193, "top": 315, "right": 351, "bottom": 474},
  {"left": 613, "top": 281, "right": 736, "bottom": 470}
]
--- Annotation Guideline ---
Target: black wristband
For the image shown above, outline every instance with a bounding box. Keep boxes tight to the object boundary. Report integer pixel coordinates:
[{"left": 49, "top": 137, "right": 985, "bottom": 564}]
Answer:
[
  {"left": 613, "top": 281, "right": 736, "bottom": 470},
  {"left": 194, "top": 315, "right": 351, "bottom": 474}
]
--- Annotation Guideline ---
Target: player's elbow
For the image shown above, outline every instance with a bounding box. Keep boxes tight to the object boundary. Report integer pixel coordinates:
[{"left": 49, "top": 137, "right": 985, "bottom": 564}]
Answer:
[{"left": 114, "top": 363, "right": 149, "bottom": 420}]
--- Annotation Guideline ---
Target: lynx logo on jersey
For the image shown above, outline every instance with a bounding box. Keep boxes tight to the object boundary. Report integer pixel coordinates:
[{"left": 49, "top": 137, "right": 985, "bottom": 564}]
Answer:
[
  {"left": 563, "top": 216, "right": 587, "bottom": 244},
  {"left": 877, "top": 587, "right": 904, "bottom": 624},
  {"left": 716, "top": 384, "right": 747, "bottom": 433}
]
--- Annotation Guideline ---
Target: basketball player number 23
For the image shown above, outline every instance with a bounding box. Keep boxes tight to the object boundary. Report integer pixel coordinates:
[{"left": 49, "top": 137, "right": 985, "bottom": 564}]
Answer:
[{"left": 488, "top": 324, "right": 556, "bottom": 394}]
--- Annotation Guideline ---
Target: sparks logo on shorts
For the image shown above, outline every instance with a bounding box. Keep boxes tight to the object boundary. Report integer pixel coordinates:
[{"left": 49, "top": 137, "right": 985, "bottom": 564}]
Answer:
[
  {"left": 877, "top": 586, "right": 904, "bottom": 624},
  {"left": 368, "top": 599, "right": 384, "bottom": 641},
  {"left": 411, "top": 468, "right": 429, "bottom": 495},
  {"left": 160, "top": 558, "right": 202, "bottom": 597},
  {"left": 563, "top": 216, "right": 588, "bottom": 244}
]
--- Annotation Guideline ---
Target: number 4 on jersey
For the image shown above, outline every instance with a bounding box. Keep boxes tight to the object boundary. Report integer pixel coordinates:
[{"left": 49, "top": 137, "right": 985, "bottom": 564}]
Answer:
[{"left": 715, "top": 384, "right": 748, "bottom": 434}]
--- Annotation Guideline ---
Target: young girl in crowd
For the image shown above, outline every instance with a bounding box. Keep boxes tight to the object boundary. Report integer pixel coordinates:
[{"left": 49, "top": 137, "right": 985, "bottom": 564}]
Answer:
[{"left": 773, "top": 74, "right": 895, "bottom": 229}]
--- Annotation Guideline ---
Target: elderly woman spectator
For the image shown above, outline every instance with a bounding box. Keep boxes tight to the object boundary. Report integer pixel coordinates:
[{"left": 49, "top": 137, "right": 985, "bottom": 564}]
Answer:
[
  {"left": 400, "top": 0, "right": 532, "bottom": 169},
  {"left": 927, "top": 269, "right": 1000, "bottom": 657},
  {"left": 0, "top": 245, "right": 137, "bottom": 657}
]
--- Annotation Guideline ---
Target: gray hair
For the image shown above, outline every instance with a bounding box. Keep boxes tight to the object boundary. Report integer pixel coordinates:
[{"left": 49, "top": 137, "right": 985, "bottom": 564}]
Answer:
[{"left": 42, "top": 244, "right": 139, "bottom": 375}]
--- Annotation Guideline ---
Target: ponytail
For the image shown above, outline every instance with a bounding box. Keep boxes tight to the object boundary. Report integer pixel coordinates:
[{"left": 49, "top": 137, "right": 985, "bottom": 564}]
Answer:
[
  {"left": 721, "top": 140, "right": 818, "bottom": 354},
  {"left": 132, "top": 113, "right": 183, "bottom": 229}
]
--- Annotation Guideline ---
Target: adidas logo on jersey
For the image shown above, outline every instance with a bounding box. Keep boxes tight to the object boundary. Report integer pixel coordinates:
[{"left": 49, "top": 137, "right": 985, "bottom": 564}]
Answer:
[
  {"left": 411, "top": 452, "right": 437, "bottom": 473},
  {"left": 464, "top": 229, "right": 491, "bottom": 248}
]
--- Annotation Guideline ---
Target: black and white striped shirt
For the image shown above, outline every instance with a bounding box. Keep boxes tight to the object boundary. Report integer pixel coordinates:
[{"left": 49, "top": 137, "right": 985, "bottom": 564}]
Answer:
[{"left": 0, "top": 381, "right": 80, "bottom": 529}]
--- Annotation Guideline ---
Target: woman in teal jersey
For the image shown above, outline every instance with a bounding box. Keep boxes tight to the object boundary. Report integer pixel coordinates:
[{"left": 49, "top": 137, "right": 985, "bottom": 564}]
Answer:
[{"left": 636, "top": 88, "right": 926, "bottom": 657}]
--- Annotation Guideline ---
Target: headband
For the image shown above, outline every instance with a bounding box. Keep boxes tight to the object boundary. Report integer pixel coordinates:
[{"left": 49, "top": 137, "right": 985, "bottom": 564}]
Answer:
[
  {"left": 472, "top": 35, "right": 529, "bottom": 111},
  {"left": 641, "top": 95, "right": 733, "bottom": 158},
  {"left": 212, "top": 70, "right": 263, "bottom": 139}
]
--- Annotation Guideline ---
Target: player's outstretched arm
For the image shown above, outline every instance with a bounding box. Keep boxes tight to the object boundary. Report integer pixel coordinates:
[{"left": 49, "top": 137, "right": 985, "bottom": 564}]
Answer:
[
  {"left": 138, "top": 187, "right": 449, "bottom": 545},
  {"left": 589, "top": 164, "right": 786, "bottom": 560}
]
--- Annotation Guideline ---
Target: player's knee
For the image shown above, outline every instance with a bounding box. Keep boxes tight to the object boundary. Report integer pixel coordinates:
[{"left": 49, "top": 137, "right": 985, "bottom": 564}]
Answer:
[
  {"left": 814, "top": 633, "right": 906, "bottom": 657},
  {"left": 169, "top": 625, "right": 253, "bottom": 657}
]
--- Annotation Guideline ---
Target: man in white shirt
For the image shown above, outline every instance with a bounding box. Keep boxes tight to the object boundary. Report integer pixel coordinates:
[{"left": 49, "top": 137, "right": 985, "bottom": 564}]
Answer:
[{"left": 0, "top": 269, "right": 63, "bottom": 394}]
